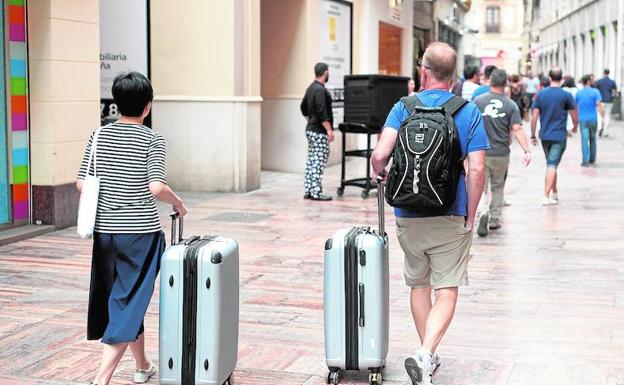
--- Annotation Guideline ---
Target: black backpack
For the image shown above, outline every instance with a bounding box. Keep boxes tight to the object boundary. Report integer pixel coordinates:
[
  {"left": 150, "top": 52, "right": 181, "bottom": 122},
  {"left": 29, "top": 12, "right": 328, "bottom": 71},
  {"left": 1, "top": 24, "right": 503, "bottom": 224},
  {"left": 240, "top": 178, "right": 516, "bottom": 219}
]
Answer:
[{"left": 385, "top": 94, "right": 467, "bottom": 211}]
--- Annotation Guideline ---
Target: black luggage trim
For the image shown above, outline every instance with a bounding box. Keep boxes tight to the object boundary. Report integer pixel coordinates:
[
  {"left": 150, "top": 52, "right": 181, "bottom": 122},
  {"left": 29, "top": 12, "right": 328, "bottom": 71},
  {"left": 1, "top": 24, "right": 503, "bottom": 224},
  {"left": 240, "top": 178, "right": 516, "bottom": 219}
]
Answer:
[
  {"left": 344, "top": 227, "right": 360, "bottom": 370},
  {"left": 181, "top": 237, "right": 216, "bottom": 385}
]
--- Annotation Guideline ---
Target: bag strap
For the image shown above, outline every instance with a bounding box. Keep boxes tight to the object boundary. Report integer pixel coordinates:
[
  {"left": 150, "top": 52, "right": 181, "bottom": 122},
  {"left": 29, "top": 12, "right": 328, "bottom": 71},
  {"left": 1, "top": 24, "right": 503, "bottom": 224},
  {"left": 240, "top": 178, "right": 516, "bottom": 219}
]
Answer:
[
  {"left": 442, "top": 95, "right": 468, "bottom": 116},
  {"left": 85, "top": 128, "right": 102, "bottom": 177},
  {"left": 401, "top": 94, "right": 424, "bottom": 114}
]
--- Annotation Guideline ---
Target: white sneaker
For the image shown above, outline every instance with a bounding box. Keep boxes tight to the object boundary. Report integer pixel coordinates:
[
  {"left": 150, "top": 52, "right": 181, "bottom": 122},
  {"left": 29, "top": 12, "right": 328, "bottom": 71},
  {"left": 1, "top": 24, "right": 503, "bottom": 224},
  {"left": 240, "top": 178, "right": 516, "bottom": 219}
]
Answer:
[
  {"left": 541, "top": 197, "right": 558, "bottom": 206},
  {"left": 431, "top": 352, "right": 441, "bottom": 373},
  {"left": 405, "top": 349, "right": 434, "bottom": 385},
  {"left": 551, "top": 192, "right": 558, "bottom": 202},
  {"left": 134, "top": 361, "right": 156, "bottom": 384}
]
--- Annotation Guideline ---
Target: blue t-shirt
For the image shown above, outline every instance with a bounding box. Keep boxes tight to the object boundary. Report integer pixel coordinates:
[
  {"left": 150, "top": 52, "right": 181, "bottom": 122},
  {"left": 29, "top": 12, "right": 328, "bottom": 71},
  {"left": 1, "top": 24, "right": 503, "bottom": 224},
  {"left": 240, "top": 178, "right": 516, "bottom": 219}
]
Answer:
[
  {"left": 595, "top": 77, "right": 617, "bottom": 102},
  {"left": 471, "top": 85, "right": 490, "bottom": 101},
  {"left": 575, "top": 87, "right": 602, "bottom": 122},
  {"left": 383, "top": 90, "right": 490, "bottom": 218},
  {"left": 532, "top": 87, "right": 576, "bottom": 142}
]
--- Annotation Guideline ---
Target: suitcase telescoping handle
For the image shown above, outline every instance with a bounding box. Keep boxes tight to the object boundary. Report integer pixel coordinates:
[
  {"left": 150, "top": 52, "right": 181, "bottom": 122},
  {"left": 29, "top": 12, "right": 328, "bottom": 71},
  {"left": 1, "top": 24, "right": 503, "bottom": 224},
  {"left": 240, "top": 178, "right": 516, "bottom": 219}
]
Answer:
[
  {"left": 376, "top": 176, "right": 385, "bottom": 236},
  {"left": 170, "top": 212, "right": 184, "bottom": 245}
]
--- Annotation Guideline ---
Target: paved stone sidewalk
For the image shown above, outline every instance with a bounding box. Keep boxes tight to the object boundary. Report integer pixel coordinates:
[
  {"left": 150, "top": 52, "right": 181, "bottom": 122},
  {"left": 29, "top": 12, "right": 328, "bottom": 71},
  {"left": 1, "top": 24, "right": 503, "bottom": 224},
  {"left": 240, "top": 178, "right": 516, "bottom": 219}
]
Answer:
[{"left": 1, "top": 125, "right": 623, "bottom": 385}]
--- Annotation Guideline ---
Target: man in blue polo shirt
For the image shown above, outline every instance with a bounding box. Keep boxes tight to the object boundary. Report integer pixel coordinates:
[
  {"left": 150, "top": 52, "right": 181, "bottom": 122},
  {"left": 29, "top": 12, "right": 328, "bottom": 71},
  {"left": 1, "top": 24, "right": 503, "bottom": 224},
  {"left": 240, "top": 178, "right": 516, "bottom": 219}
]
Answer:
[
  {"left": 576, "top": 74, "right": 604, "bottom": 166},
  {"left": 531, "top": 67, "right": 578, "bottom": 206},
  {"left": 372, "top": 42, "right": 488, "bottom": 385}
]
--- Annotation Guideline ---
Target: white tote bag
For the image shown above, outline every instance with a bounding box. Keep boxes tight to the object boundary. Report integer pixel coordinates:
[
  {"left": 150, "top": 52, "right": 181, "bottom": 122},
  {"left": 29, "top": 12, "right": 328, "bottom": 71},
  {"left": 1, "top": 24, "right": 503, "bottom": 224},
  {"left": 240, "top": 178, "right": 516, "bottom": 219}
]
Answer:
[{"left": 77, "top": 128, "right": 102, "bottom": 239}]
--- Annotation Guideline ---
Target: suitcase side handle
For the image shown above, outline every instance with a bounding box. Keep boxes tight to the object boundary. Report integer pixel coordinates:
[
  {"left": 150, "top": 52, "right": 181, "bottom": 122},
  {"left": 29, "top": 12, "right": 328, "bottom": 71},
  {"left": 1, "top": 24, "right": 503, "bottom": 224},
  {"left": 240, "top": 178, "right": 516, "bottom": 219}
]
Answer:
[
  {"left": 170, "top": 212, "right": 184, "bottom": 245},
  {"left": 376, "top": 176, "right": 385, "bottom": 236}
]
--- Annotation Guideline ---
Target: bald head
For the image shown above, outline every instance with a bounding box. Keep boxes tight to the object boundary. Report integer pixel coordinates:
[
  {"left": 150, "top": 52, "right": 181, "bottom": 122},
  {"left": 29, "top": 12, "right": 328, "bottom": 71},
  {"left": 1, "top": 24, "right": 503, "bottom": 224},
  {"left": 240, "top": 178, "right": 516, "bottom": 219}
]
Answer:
[
  {"left": 549, "top": 67, "right": 563, "bottom": 82},
  {"left": 422, "top": 42, "right": 457, "bottom": 83}
]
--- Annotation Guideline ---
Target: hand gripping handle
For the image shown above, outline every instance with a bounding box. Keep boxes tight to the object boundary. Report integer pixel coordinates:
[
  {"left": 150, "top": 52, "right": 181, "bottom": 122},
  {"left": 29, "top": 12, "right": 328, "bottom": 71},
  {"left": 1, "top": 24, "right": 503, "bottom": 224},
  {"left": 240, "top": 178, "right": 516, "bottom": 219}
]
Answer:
[
  {"left": 170, "top": 212, "right": 184, "bottom": 245},
  {"left": 376, "top": 176, "right": 385, "bottom": 236}
]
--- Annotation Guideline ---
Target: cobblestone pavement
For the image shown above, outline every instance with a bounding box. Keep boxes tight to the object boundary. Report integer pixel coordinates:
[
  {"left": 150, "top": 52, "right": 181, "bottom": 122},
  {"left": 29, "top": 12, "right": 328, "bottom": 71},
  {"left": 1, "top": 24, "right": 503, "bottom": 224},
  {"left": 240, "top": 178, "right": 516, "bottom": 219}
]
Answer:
[{"left": 1, "top": 125, "right": 624, "bottom": 385}]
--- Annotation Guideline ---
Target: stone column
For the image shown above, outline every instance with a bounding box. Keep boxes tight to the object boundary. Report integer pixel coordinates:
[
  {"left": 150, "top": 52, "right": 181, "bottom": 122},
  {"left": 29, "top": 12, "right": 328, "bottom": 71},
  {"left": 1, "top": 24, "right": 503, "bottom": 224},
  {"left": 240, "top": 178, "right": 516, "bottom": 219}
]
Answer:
[
  {"left": 28, "top": 0, "right": 100, "bottom": 228},
  {"left": 577, "top": 34, "right": 585, "bottom": 79},
  {"left": 595, "top": 26, "right": 605, "bottom": 76},
  {"left": 150, "top": 0, "right": 261, "bottom": 192}
]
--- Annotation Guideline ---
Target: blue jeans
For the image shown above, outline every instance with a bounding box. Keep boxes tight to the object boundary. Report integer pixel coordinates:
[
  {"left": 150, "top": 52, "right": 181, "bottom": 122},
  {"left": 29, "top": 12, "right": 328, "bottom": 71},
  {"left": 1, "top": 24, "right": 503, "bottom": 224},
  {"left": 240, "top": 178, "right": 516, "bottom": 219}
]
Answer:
[
  {"left": 541, "top": 140, "right": 566, "bottom": 169},
  {"left": 580, "top": 121, "right": 597, "bottom": 164}
]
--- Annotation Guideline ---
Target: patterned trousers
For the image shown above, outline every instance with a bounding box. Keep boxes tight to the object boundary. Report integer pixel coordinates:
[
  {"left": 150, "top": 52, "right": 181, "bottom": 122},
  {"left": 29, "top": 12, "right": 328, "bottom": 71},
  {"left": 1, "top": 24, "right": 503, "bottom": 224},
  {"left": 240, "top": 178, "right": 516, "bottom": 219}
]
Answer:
[{"left": 304, "top": 130, "right": 330, "bottom": 197}]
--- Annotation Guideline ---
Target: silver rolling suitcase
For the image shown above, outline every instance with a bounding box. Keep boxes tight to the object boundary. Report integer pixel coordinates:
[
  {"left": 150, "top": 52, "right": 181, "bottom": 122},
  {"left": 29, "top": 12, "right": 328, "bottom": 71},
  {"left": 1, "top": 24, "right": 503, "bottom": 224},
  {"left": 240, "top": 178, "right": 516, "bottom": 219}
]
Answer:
[
  {"left": 159, "top": 213, "right": 239, "bottom": 385},
  {"left": 324, "top": 180, "right": 389, "bottom": 385}
]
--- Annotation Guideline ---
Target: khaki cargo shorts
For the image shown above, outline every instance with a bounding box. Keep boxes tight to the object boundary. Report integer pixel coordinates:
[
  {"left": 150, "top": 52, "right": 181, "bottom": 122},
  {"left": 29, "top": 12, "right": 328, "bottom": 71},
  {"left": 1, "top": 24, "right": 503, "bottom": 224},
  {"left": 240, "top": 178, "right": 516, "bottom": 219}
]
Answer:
[{"left": 396, "top": 216, "right": 473, "bottom": 289}]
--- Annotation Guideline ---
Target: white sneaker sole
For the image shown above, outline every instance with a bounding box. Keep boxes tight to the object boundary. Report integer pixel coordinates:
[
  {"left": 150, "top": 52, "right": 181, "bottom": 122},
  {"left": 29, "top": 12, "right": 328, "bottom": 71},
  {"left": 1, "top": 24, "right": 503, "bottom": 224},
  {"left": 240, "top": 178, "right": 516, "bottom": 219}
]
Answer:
[{"left": 405, "top": 357, "right": 423, "bottom": 385}]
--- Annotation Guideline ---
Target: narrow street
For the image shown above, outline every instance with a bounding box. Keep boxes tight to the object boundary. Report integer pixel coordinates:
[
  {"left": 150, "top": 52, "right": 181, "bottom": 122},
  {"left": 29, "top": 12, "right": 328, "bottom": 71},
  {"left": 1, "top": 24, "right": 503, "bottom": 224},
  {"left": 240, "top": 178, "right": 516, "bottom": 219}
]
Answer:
[{"left": 1, "top": 125, "right": 623, "bottom": 385}]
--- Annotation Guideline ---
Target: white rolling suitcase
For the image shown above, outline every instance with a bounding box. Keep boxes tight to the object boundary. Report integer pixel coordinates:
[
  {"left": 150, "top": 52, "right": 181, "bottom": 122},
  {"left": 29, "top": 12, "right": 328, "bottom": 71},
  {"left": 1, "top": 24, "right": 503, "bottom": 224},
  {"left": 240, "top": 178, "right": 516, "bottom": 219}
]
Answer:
[
  {"left": 324, "top": 179, "right": 390, "bottom": 385},
  {"left": 159, "top": 213, "right": 239, "bottom": 385}
]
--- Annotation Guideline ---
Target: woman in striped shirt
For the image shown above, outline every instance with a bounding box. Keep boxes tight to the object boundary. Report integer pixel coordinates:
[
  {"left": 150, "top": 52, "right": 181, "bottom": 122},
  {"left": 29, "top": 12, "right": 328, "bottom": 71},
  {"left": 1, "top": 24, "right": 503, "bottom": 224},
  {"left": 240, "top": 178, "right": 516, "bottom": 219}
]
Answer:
[{"left": 77, "top": 72, "right": 187, "bottom": 385}]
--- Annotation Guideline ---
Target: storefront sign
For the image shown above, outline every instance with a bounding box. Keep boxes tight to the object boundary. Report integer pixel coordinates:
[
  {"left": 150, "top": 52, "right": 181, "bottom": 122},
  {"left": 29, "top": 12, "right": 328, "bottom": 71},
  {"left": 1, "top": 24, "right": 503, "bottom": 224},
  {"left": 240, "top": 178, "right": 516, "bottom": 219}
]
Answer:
[
  {"left": 388, "top": 0, "right": 403, "bottom": 24},
  {"left": 318, "top": 0, "right": 352, "bottom": 127},
  {"left": 100, "top": 0, "right": 149, "bottom": 123}
]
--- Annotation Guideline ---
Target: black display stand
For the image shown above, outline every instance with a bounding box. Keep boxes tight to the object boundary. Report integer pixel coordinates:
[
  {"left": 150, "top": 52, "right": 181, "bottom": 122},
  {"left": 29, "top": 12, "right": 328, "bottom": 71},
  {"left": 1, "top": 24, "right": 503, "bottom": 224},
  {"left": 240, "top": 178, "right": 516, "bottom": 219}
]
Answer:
[{"left": 336, "top": 122, "right": 381, "bottom": 199}]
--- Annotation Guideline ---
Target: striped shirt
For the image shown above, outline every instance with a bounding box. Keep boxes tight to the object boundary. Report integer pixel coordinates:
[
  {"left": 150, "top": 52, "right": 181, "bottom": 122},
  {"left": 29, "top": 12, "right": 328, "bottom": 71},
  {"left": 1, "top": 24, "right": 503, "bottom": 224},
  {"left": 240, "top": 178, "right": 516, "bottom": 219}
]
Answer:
[{"left": 78, "top": 123, "right": 167, "bottom": 233}]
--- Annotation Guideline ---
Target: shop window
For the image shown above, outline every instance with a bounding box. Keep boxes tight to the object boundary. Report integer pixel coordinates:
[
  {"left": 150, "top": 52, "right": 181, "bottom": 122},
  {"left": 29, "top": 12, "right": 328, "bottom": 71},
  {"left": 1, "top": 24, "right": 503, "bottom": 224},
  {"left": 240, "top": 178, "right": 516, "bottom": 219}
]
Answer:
[{"left": 486, "top": 6, "right": 500, "bottom": 33}]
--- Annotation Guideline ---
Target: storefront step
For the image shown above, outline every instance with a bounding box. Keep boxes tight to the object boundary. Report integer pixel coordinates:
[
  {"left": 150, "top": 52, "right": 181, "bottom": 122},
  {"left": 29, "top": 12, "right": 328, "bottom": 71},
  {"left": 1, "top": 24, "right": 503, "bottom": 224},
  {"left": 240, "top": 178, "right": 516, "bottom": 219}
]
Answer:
[{"left": 0, "top": 225, "right": 55, "bottom": 246}]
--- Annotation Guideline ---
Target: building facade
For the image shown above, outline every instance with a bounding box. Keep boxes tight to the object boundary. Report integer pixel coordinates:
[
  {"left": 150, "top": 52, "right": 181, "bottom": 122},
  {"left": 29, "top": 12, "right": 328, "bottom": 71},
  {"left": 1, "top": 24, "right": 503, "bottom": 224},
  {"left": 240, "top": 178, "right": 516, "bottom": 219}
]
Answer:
[
  {"left": 527, "top": 0, "right": 624, "bottom": 84},
  {"left": 465, "top": 0, "right": 524, "bottom": 74},
  {"left": 0, "top": 0, "right": 418, "bottom": 234}
]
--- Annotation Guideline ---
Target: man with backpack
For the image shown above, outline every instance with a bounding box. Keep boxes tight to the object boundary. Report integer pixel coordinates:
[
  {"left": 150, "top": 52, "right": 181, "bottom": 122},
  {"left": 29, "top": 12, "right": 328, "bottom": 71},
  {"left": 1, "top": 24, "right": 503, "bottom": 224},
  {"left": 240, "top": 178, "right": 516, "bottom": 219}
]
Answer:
[{"left": 371, "top": 42, "right": 489, "bottom": 385}]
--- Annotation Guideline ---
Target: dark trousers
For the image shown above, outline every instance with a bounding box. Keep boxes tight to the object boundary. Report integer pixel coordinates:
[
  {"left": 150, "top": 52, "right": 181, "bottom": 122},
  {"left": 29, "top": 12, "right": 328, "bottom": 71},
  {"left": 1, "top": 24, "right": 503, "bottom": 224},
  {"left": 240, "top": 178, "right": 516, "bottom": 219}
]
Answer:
[{"left": 87, "top": 231, "right": 165, "bottom": 344}]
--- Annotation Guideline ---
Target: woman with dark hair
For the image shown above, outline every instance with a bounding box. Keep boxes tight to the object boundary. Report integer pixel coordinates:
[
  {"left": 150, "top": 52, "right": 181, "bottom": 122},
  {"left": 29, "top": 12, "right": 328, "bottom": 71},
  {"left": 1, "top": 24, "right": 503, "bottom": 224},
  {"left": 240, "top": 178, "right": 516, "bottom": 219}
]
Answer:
[
  {"left": 77, "top": 72, "right": 188, "bottom": 385},
  {"left": 562, "top": 76, "right": 578, "bottom": 136},
  {"left": 510, "top": 74, "right": 526, "bottom": 120}
]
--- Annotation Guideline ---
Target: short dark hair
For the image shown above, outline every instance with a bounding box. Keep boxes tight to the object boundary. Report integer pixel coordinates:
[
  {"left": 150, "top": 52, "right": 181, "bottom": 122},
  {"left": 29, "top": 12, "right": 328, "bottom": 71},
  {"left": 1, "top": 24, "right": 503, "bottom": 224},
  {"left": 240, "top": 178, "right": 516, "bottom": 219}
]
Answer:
[
  {"left": 548, "top": 68, "right": 563, "bottom": 82},
  {"left": 314, "top": 62, "right": 329, "bottom": 77},
  {"left": 489, "top": 69, "right": 507, "bottom": 87},
  {"left": 111, "top": 72, "right": 153, "bottom": 117},
  {"left": 604, "top": 68, "right": 610, "bottom": 75},
  {"left": 581, "top": 74, "right": 592, "bottom": 85},
  {"left": 562, "top": 76, "right": 576, "bottom": 88},
  {"left": 483, "top": 65, "right": 497, "bottom": 79},
  {"left": 463, "top": 65, "right": 479, "bottom": 80}
]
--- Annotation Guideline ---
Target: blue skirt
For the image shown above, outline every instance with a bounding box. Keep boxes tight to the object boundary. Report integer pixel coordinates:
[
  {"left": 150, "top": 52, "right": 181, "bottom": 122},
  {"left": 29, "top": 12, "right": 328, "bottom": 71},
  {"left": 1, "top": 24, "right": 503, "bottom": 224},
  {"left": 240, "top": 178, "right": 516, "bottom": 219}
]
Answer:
[{"left": 87, "top": 231, "right": 165, "bottom": 344}]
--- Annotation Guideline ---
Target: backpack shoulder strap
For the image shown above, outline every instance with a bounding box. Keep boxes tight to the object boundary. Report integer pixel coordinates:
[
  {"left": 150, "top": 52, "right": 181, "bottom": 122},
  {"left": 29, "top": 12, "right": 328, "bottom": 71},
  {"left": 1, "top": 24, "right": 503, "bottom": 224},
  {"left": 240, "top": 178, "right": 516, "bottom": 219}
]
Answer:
[
  {"left": 401, "top": 94, "right": 424, "bottom": 114},
  {"left": 442, "top": 95, "right": 468, "bottom": 116}
]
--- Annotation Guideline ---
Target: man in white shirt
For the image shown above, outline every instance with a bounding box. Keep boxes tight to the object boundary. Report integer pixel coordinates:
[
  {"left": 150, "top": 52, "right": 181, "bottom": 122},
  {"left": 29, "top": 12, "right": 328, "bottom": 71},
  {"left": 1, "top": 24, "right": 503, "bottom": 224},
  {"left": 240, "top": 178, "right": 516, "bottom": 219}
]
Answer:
[{"left": 461, "top": 65, "right": 480, "bottom": 101}]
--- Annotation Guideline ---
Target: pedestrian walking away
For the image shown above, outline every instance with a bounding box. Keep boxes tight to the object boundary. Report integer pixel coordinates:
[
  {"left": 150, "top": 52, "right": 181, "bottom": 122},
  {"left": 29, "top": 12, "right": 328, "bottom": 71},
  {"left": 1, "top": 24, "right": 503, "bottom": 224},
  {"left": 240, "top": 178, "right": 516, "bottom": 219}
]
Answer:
[
  {"left": 575, "top": 75, "right": 604, "bottom": 166},
  {"left": 372, "top": 42, "right": 489, "bottom": 385},
  {"left": 77, "top": 72, "right": 188, "bottom": 385},
  {"left": 471, "top": 65, "right": 497, "bottom": 101},
  {"left": 509, "top": 74, "right": 526, "bottom": 119},
  {"left": 523, "top": 71, "right": 540, "bottom": 111},
  {"left": 461, "top": 65, "right": 480, "bottom": 101},
  {"left": 594, "top": 68, "right": 618, "bottom": 137},
  {"left": 301, "top": 62, "right": 335, "bottom": 201},
  {"left": 530, "top": 67, "right": 578, "bottom": 206},
  {"left": 473, "top": 69, "right": 532, "bottom": 237}
]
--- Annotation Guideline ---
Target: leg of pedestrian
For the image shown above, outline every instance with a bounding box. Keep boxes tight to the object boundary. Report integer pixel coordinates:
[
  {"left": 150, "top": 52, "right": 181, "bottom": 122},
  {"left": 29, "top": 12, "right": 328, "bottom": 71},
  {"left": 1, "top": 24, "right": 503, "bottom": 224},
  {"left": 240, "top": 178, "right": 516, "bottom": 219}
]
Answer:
[
  {"left": 580, "top": 122, "right": 591, "bottom": 166},
  {"left": 589, "top": 121, "right": 598, "bottom": 164},
  {"left": 92, "top": 342, "right": 129, "bottom": 385},
  {"left": 487, "top": 155, "right": 510, "bottom": 229},
  {"left": 304, "top": 131, "right": 315, "bottom": 199},
  {"left": 410, "top": 286, "right": 433, "bottom": 344}
]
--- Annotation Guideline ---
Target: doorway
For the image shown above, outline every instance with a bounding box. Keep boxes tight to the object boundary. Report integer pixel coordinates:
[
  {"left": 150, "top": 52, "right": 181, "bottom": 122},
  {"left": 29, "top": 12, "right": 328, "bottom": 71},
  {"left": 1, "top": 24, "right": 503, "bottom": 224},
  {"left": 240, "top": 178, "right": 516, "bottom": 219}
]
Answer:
[{"left": 379, "top": 22, "right": 402, "bottom": 76}]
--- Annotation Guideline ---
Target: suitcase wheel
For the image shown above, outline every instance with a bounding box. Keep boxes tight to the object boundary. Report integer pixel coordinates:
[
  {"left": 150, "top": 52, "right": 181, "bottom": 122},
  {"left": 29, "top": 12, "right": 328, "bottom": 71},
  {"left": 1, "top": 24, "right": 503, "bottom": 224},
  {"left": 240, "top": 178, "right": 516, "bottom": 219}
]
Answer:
[
  {"left": 336, "top": 187, "right": 344, "bottom": 197},
  {"left": 361, "top": 190, "right": 370, "bottom": 199},
  {"left": 368, "top": 371, "right": 382, "bottom": 385},
  {"left": 326, "top": 370, "right": 341, "bottom": 385}
]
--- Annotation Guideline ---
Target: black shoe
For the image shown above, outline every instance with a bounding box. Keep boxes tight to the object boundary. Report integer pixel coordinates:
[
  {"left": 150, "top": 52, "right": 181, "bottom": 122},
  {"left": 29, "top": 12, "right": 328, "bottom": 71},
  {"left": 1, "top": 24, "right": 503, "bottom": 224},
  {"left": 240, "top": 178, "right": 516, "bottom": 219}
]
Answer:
[
  {"left": 304, "top": 193, "right": 311, "bottom": 200},
  {"left": 581, "top": 162, "right": 590, "bottom": 167},
  {"left": 311, "top": 194, "right": 333, "bottom": 201},
  {"left": 477, "top": 212, "right": 489, "bottom": 237},
  {"left": 489, "top": 223, "right": 502, "bottom": 230}
]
